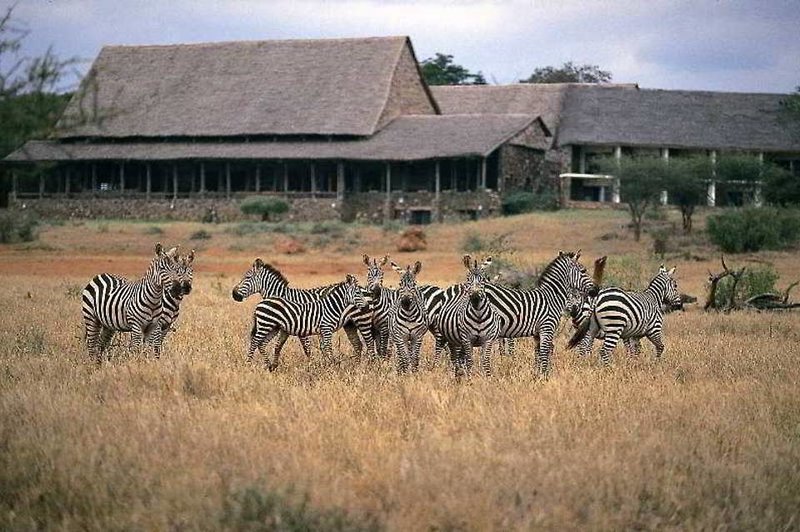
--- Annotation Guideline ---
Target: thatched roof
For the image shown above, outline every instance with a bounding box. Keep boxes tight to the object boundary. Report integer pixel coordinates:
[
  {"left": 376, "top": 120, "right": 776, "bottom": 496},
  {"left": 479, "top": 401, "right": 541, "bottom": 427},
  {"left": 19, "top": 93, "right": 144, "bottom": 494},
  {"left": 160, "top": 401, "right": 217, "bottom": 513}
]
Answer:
[
  {"left": 57, "top": 36, "right": 437, "bottom": 138},
  {"left": 9, "top": 114, "right": 541, "bottom": 163},
  {"left": 557, "top": 86, "right": 800, "bottom": 151}
]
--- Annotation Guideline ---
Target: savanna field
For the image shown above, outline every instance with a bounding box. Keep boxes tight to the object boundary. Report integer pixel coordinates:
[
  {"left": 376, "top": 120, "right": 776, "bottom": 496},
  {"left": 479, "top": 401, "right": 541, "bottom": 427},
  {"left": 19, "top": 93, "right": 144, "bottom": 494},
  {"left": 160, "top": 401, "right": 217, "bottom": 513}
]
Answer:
[{"left": 1, "top": 209, "right": 799, "bottom": 531}]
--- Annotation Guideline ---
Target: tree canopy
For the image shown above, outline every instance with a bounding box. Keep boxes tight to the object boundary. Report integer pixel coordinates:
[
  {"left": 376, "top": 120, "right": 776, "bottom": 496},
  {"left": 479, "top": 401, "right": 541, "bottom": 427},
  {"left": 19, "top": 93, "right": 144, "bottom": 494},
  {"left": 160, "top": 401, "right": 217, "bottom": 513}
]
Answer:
[
  {"left": 420, "top": 53, "right": 486, "bottom": 86},
  {"left": 519, "top": 61, "right": 612, "bottom": 84}
]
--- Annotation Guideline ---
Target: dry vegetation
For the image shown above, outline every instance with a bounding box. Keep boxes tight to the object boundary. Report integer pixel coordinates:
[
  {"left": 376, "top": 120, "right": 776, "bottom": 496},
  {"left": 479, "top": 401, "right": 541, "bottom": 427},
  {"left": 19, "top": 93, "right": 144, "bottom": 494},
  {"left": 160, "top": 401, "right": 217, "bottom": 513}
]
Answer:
[{"left": 1, "top": 209, "right": 799, "bottom": 530}]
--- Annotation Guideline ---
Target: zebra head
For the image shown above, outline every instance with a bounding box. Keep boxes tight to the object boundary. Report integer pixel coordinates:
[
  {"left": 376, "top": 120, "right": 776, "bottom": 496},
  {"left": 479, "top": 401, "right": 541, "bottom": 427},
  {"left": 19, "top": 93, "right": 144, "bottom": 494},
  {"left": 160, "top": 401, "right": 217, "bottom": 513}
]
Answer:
[
  {"left": 232, "top": 259, "right": 290, "bottom": 301},
  {"left": 173, "top": 249, "right": 195, "bottom": 299},
  {"left": 391, "top": 260, "right": 423, "bottom": 310},
  {"left": 151, "top": 243, "right": 182, "bottom": 299},
  {"left": 362, "top": 254, "right": 389, "bottom": 295},
  {"left": 462, "top": 255, "right": 492, "bottom": 307},
  {"left": 344, "top": 273, "right": 372, "bottom": 310},
  {"left": 545, "top": 250, "right": 598, "bottom": 297},
  {"left": 655, "top": 265, "right": 682, "bottom": 310}
]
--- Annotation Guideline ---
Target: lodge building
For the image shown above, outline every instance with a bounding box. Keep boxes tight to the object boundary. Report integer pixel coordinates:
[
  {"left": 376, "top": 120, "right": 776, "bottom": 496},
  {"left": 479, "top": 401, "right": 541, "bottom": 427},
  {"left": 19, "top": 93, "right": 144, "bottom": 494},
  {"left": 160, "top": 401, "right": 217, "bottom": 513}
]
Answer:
[{"left": 4, "top": 35, "right": 800, "bottom": 222}]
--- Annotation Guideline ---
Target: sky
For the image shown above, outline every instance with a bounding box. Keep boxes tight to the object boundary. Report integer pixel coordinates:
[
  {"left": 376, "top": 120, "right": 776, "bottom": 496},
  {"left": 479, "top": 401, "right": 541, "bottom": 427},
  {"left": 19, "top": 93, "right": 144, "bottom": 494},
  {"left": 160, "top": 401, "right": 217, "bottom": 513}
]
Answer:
[{"left": 9, "top": 0, "right": 800, "bottom": 94}]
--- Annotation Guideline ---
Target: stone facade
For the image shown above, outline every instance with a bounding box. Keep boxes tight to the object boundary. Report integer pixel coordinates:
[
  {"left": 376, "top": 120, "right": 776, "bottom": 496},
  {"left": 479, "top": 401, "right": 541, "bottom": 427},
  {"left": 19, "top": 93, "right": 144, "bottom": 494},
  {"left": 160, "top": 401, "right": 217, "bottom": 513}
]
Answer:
[
  {"left": 499, "top": 145, "right": 547, "bottom": 192},
  {"left": 376, "top": 44, "right": 438, "bottom": 131}
]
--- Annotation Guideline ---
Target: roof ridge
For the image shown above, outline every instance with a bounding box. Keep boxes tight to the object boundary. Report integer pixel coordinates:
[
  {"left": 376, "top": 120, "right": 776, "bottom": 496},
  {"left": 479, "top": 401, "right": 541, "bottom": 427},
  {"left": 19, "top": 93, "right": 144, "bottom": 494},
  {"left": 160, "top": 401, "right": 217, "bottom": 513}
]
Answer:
[{"left": 101, "top": 35, "right": 409, "bottom": 51}]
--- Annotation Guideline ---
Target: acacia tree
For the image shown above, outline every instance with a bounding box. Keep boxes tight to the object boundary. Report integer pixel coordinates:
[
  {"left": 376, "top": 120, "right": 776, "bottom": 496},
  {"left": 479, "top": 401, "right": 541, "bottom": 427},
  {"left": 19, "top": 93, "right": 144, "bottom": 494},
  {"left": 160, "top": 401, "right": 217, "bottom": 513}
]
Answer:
[
  {"left": 519, "top": 61, "right": 612, "bottom": 84},
  {"left": 665, "top": 156, "right": 712, "bottom": 234},
  {"left": 420, "top": 53, "right": 486, "bottom": 86},
  {"left": 597, "top": 156, "right": 667, "bottom": 242}
]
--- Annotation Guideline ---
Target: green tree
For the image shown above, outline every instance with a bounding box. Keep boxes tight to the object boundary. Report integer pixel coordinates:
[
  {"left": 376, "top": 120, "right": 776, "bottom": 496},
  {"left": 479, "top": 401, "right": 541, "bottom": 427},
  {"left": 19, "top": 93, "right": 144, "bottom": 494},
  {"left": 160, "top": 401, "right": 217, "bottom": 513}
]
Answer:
[
  {"left": 665, "top": 156, "right": 712, "bottom": 234},
  {"left": 420, "top": 53, "right": 487, "bottom": 86},
  {"left": 597, "top": 156, "right": 667, "bottom": 241},
  {"left": 715, "top": 154, "right": 764, "bottom": 206},
  {"left": 781, "top": 85, "right": 800, "bottom": 114},
  {"left": 240, "top": 196, "right": 290, "bottom": 221},
  {"left": 762, "top": 163, "right": 799, "bottom": 206},
  {"left": 519, "top": 61, "right": 612, "bottom": 84}
]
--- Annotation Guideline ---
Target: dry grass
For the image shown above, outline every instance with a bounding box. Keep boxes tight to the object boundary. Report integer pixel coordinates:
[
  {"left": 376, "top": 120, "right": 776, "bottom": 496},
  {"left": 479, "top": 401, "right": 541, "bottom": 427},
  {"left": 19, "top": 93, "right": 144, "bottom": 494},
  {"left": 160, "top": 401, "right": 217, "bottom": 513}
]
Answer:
[{"left": 2, "top": 210, "right": 800, "bottom": 530}]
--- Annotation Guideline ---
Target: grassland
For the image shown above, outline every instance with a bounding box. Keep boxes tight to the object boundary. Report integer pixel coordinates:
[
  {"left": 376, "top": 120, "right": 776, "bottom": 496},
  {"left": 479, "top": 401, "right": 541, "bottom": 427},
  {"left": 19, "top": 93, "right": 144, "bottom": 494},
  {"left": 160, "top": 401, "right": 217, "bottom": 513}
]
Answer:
[{"left": 1, "top": 209, "right": 799, "bottom": 530}]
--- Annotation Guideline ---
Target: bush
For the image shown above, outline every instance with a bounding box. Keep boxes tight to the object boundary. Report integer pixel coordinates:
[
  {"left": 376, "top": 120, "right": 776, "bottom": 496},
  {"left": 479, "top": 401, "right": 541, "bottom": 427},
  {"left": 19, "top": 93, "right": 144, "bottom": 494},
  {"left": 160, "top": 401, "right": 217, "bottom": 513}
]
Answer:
[
  {"left": 707, "top": 207, "right": 800, "bottom": 253},
  {"left": 501, "top": 191, "right": 559, "bottom": 215},
  {"left": 461, "top": 232, "right": 484, "bottom": 253},
  {"left": 0, "top": 211, "right": 39, "bottom": 243},
  {"left": 714, "top": 264, "right": 780, "bottom": 308},
  {"left": 189, "top": 230, "right": 211, "bottom": 240},
  {"left": 143, "top": 225, "right": 163, "bottom": 235},
  {"left": 240, "top": 196, "right": 290, "bottom": 221}
]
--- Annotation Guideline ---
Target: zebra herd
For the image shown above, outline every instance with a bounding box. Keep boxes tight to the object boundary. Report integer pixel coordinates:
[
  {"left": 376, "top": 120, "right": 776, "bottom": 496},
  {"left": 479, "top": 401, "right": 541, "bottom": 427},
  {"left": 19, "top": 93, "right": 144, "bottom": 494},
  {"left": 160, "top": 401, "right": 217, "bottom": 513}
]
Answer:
[{"left": 81, "top": 243, "right": 683, "bottom": 377}]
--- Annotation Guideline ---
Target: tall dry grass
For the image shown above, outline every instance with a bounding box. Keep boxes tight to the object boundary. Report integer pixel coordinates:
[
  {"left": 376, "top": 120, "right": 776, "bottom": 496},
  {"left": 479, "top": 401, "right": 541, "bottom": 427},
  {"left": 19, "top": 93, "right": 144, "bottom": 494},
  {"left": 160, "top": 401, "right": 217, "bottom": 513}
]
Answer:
[{"left": 2, "top": 210, "right": 800, "bottom": 530}]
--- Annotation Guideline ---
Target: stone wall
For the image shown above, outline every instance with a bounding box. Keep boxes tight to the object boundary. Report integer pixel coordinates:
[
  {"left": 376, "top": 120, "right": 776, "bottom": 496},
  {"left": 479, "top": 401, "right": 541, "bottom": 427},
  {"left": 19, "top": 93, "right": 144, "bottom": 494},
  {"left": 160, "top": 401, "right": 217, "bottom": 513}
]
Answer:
[
  {"left": 10, "top": 195, "right": 341, "bottom": 223},
  {"left": 346, "top": 190, "right": 501, "bottom": 224},
  {"left": 499, "top": 145, "right": 549, "bottom": 192}
]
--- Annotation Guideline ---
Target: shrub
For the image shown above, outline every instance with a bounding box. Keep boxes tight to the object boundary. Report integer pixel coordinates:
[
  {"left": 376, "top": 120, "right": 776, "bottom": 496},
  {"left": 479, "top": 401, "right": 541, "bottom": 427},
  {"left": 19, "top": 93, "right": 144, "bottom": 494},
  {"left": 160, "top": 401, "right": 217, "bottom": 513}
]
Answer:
[
  {"left": 189, "top": 230, "right": 212, "bottom": 240},
  {"left": 310, "top": 221, "right": 345, "bottom": 237},
  {"left": 501, "top": 191, "right": 559, "bottom": 215},
  {"left": 461, "top": 232, "right": 484, "bottom": 253},
  {"left": 707, "top": 208, "right": 800, "bottom": 253},
  {"left": 143, "top": 225, "right": 163, "bottom": 235},
  {"left": 0, "top": 211, "right": 39, "bottom": 243},
  {"left": 240, "top": 196, "right": 290, "bottom": 221},
  {"left": 714, "top": 264, "right": 780, "bottom": 308}
]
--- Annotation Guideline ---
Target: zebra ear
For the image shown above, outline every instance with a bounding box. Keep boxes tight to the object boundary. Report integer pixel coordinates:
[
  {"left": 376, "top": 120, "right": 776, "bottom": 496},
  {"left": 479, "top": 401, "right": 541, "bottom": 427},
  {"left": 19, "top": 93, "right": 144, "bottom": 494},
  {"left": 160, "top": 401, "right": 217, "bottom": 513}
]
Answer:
[
  {"left": 668, "top": 266, "right": 676, "bottom": 276},
  {"left": 659, "top": 264, "right": 667, "bottom": 273},
  {"left": 482, "top": 257, "right": 493, "bottom": 270},
  {"left": 390, "top": 261, "right": 403, "bottom": 274},
  {"left": 253, "top": 258, "right": 264, "bottom": 269},
  {"left": 186, "top": 249, "right": 195, "bottom": 264},
  {"left": 165, "top": 246, "right": 179, "bottom": 259},
  {"left": 380, "top": 255, "right": 389, "bottom": 267},
  {"left": 362, "top": 254, "right": 370, "bottom": 266},
  {"left": 413, "top": 261, "right": 422, "bottom": 275},
  {"left": 463, "top": 255, "right": 472, "bottom": 269},
  {"left": 345, "top": 273, "right": 357, "bottom": 284},
  {"left": 154, "top": 242, "right": 164, "bottom": 256},
  {"left": 574, "top": 249, "right": 582, "bottom": 260}
]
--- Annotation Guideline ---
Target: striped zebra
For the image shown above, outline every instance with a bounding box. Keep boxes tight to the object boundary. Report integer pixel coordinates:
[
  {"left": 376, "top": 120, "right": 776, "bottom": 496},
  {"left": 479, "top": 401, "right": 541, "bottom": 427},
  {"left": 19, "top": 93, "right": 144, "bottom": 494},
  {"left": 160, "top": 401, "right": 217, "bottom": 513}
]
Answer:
[
  {"left": 349, "top": 254, "right": 392, "bottom": 358},
  {"left": 388, "top": 261, "right": 427, "bottom": 373},
  {"left": 485, "top": 251, "right": 597, "bottom": 376},
  {"left": 248, "top": 274, "right": 372, "bottom": 370},
  {"left": 232, "top": 259, "right": 372, "bottom": 358},
  {"left": 432, "top": 256, "right": 499, "bottom": 377},
  {"left": 151, "top": 249, "right": 195, "bottom": 343},
  {"left": 82, "top": 243, "right": 181, "bottom": 362},
  {"left": 567, "top": 265, "right": 682, "bottom": 365}
]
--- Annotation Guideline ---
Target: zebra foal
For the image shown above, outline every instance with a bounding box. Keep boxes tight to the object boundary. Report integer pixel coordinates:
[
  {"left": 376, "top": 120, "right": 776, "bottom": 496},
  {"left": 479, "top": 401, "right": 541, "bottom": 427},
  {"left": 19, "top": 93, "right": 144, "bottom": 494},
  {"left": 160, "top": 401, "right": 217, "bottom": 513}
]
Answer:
[
  {"left": 568, "top": 265, "right": 682, "bottom": 365},
  {"left": 432, "top": 256, "right": 499, "bottom": 377},
  {"left": 82, "top": 243, "right": 181, "bottom": 362},
  {"left": 388, "top": 261, "right": 427, "bottom": 373},
  {"left": 248, "top": 274, "right": 372, "bottom": 371}
]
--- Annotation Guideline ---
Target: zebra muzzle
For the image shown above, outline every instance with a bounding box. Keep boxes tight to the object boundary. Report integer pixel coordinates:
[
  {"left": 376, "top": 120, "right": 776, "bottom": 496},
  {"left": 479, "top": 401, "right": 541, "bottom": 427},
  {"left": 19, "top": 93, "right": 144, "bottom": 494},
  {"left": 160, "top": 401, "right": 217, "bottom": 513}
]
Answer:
[{"left": 232, "top": 288, "right": 244, "bottom": 302}]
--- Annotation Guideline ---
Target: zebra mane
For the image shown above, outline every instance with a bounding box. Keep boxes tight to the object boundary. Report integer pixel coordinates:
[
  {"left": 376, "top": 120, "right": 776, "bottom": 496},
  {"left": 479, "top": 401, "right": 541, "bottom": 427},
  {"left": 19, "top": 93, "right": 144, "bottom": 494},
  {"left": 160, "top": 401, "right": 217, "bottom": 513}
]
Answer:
[
  {"left": 261, "top": 262, "right": 289, "bottom": 287},
  {"left": 536, "top": 252, "right": 575, "bottom": 288}
]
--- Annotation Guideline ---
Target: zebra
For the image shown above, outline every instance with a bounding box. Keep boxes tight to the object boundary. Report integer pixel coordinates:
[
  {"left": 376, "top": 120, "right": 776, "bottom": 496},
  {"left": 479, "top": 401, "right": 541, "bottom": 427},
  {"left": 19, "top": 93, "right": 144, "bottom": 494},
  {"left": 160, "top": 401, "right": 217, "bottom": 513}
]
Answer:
[
  {"left": 432, "top": 256, "right": 499, "bottom": 377},
  {"left": 567, "top": 265, "right": 682, "bottom": 365},
  {"left": 347, "top": 254, "right": 393, "bottom": 358},
  {"left": 151, "top": 248, "right": 195, "bottom": 343},
  {"left": 388, "top": 261, "right": 427, "bottom": 373},
  {"left": 484, "top": 251, "right": 597, "bottom": 376},
  {"left": 248, "top": 274, "right": 372, "bottom": 370},
  {"left": 81, "top": 243, "right": 181, "bottom": 362},
  {"left": 232, "top": 259, "right": 373, "bottom": 358}
]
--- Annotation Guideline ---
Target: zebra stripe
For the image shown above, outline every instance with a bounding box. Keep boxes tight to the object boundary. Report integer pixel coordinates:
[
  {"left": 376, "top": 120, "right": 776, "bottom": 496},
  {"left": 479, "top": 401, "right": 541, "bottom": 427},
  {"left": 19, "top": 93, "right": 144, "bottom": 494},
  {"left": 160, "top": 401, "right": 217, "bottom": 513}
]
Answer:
[
  {"left": 484, "top": 250, "right": 597, "bottom": 376},
  {"left": 232, "top": 258, "right": 371, "bottom": 357},
  {"left": 388, "top": 261, "right": 427, "bottom": 373},
  {"left": 432, "top": 256, "right": 499, "bottom": 377},
  {"left": 81, "top": 243, "right": 180, "bottom": 362},
  {"left": 248, "top": 274, "right": 372, "bottom": 370},
  {"left": 568, "top": 265, "right": 682, "bottom": 365}
]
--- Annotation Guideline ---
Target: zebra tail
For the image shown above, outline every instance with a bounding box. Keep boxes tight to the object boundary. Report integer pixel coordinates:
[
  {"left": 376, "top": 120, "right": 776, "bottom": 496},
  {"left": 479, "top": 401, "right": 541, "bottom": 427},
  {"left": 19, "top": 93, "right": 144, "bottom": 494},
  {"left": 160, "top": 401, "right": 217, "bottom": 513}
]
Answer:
[{"left": 566, "top": 317, "right": 592, "bottom": 350}]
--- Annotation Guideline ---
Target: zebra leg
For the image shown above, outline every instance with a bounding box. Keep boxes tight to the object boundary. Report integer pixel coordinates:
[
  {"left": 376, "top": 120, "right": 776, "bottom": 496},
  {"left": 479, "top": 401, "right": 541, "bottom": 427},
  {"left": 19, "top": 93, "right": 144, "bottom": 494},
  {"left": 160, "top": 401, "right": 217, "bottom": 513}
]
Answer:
[
  {"left": 146, "top": 323, "right": 164, "bottom": 359},
  {"left": 269, "top": 330, "right": 290, "bottom": 371},
  {"left": 646, "top": 331, "right": 665, "bottom": 359},
  {"left": 320, "top": 329, "right": 334, "bottom": 362},
  {"left": 479, "top": 340, "right": 493, "bottom": 376},
  {"left": 537, "top": 327, "right": 555, "bottom": 376},
  {"left": 624, "top": 338, "right": 642, "bottom": 357},
  {"left": 577, "top": 332, "right": 594, "bottom": 357},
  {"left": 598, "top": 332, "right": 622, "bottom": 366},
  {"left": 129, "top": 324, "right": 145, "bottom": 354},
  {"left": 395, "top": 338, "right": 409, "bottom": 374},
  {"left": 378, "top": 324, "right": 391, "bottom": 359},
  {"left": 432, "top": 327, "right": 447, "bottom": 366},
  {"left": 502, "top": 337, "right": 517, "bottom": 357},
  {"left": 98, "top": 327, "right": 115, "bottom": 360},
  {"left": 354, "top": 321, "right": 376, "bottom": 359},
  {"left": 299, "top": 336, "right": 312, "bottom": 358},
  {"left": 248, "top": 323, "right": 278, "bottom": 363},
  {"left": 84, "top": 317, "right": 104, "bottom": 363},
  {"left": 410, "top": 334, "right": 423, "bottom": 373},
  {"left": 343, "top": 322, "right": 364, "bottom": 358}
]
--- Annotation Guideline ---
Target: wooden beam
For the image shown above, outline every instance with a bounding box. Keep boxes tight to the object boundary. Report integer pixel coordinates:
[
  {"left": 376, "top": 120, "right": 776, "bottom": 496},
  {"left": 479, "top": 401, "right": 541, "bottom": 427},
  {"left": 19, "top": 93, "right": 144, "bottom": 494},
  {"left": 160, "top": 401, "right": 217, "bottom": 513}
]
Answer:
[
  {"left": 65, "top": 166, "right": 71, "bottom": 196},
  {"left": 11, "top": 170, "right": 18, "bottom": 199},
  {"left": 384, "top": 162, "right": 392, "bottom": 220},
  {"left": 119, "top": 163, "right": 125, "bottom": 195},
  {"left": 434, "top": 160, "right": 441, "bottom": 223},
  {"left": 91, "top": 163, "right": 96, "bottom": 193},
  {"left": 336, "top": 162, "right": 345, "bottom": 202},
  {"left": 146, "top": 163, "right": 152, "bottom": 201},
  {"left": 38, "top": 172, "right": 45, "bottom": 199},
  {"left": 255, "top": 164, "right": 261, "bottom": 193},
  {"left": 480, "top": 157, "right": 487, "bottom": 190},
  {"left": 283, "top": 163, "right": 289, "bottom": 192},
  {"left": 225, "top": 162, "right": 231, "bottom": 199},
  {"left": 199, "top": 162, "right": 206, "bottom": 195},
  {"left": 310, "top": 162, "right": 317, "bottom": 198},
  {"left": 172, "top": 163, "right": 178, "bottom": 200}
]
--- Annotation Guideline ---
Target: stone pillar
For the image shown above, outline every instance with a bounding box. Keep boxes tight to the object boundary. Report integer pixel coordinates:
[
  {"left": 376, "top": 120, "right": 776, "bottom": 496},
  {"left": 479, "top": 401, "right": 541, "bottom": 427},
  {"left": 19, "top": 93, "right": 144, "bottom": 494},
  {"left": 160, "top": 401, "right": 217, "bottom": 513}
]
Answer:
[
  {"left": 708, "top": 150, "right": 717, "bottom": 207},
  {"left": 579, "top": 146, "right": 587, "bottom": 174},
  {"left": 119, "top": 163, "right": 125, "bottom": 195},
  {"left": 310, "top": 162, "right": 317, "bottom": 198},
  {"left": 225, "top": 162, "right": 231, "bottom": 199},
  {"left": 384, "top": 162, "right": 392, "bottom": 221},
  {"left": 172, "top": 163, "right": 179, "bottom": 200},
  {"left": 434, "top": 160, "right": 442, "bottom": 223},
  {"left": 336, "top": 162, "right": 345, "bottom": 203},
  {"left": 612, "top": 177, "right": 621, "bottom": 203},
  {"left": 480, "top": 157, "right": 487, "bottom": 190},
  {"left": 38, "top": 172, "right": 45, "bottom": 199},
  {"left": 91, "top": 163, "right": 97, "bottom": 193},
  {"left": 65, "top": 166, "right": 71, "bottom": 196},
  {"left": 199, "top": 162, "right": 206, "bottom": 196},
  {"left": 146, "top": 163, "right": 152, "bottom": 201},
  {"left": 660, "top": 148, "right": 669, "bottom": 205},
  {"left": 11, "top": 170, "right": 18, "bottom": 201},
  {"left": 283, "top": 163, "right": 289, "bottom": 192},
  {"left": 255, "top": 164, "right": 261, "bottom": 193}
]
